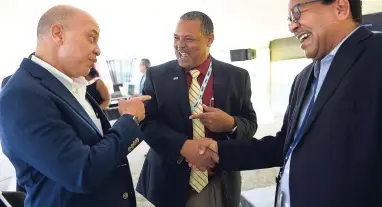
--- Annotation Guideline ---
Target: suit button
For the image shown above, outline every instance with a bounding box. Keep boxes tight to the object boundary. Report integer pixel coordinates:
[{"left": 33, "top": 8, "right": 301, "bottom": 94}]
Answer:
[{"left": 123, "top": 192, "right": 129, "bottom": 200}]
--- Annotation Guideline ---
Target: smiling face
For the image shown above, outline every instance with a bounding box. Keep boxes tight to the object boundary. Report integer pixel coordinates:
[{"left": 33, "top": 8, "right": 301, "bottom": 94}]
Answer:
[
  {"left": 287, "top": 0, "right": 353, "bottom": 60},
  {"left": 173, "top": 19, "right": 214, "bottom": 69}
]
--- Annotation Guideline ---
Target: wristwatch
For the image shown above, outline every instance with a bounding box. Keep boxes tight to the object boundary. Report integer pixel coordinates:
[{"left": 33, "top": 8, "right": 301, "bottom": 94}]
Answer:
[{"left": 132, "top": 116, "right": 140, "bottom": 125}]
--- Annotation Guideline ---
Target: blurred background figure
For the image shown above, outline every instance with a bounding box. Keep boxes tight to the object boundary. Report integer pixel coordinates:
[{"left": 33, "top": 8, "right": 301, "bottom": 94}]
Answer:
[
  {"left": 85, "top": 68, "right": 110, "bottom": 109},
  {"left": 138, "top": 58, "right": 150, "bottom": 96}
]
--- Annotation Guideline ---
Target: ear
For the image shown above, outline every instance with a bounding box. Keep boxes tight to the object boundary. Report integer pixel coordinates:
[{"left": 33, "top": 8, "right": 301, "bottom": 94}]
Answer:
[
  {"left": 335, "top": 0, "right": 351, "bottom": 21},
  {"left": 50, "top": 24, "right": 65, "bottom": 45},
  {"left": 207, "top": 33, "right": 214, "bottom": 47}
]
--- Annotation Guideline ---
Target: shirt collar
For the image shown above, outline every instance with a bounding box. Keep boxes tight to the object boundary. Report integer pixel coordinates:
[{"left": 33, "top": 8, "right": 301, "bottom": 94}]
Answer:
[
  {"left": 194, "top": 55, "right": 212, "bottom": 76},
  {"left": 314, "top": 26, "right": 361, "bottom": 78}
]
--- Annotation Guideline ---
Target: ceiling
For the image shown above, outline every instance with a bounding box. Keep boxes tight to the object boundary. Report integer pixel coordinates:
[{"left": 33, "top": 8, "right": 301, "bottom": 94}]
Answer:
[{"left": 0, "top": 0, "right": 381, "bottom": 61}]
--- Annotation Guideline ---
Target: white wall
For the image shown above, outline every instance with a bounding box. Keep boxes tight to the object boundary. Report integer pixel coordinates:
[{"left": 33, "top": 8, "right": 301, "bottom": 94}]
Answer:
[
  {"left": 214, "top": 46, "right": 274, "bottom": 124},
  {"left": 0, "top": 0, "right": 291, "bottom": 82},
  {"left": 1, "top": 0, "right": 381, "bottom": 81},
  {"left": 270, "top": 58, "right": 313, "bottom": 116}
]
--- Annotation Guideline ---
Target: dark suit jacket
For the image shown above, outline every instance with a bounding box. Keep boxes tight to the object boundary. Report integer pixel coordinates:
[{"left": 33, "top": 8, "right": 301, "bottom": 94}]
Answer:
[
  {"left": 0, "top": 58, "right": 143, "bottom": 207},
  {"left": 136, "top": 57, "right": 257, "bottom": 207},
  {"left": 217, "top": 26, "right": 382, "bottom": 207}
]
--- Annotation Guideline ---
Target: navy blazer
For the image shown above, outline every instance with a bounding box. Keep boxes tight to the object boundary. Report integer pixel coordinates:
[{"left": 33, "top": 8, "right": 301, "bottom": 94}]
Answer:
[
  {"left": 218, "top": 27, "right": 382, "bottom": 207},
  {"left": 0, "top": 59, "right": 143, "bottom": 207}
]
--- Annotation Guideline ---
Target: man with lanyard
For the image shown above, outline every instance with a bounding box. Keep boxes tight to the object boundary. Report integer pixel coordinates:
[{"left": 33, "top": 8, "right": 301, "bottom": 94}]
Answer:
[
  {"left": 136, "top": 11, "right": 257, "bottom": 207},
  {"left": 191, "top": 0, "right": 382, "bottom": 207}
]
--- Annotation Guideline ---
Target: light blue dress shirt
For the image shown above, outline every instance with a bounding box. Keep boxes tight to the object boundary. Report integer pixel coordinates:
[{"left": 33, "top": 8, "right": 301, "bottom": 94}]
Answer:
[{"left": 279, "top": 26, "right": 360, "bottom": 207}]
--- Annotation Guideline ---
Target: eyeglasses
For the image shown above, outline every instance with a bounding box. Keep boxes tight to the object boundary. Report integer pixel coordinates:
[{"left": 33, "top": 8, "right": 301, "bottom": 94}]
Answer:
[{"left": 288, "top": 0, "right": 321, "bottom": 23}]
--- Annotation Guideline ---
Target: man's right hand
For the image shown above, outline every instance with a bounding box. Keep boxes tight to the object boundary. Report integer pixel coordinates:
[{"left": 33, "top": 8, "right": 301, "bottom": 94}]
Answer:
[
  {"left": 197, "top": 138, "right": 218, "bottom": 157},
  {"left": 180, "top": 139, "right": 217, "bottom": 171},
  {"left": 185, "top": 139, "right": 219, "bottom": 171},
  {"left": 118, "top": 95, "right": 151, "bottom": 122}
]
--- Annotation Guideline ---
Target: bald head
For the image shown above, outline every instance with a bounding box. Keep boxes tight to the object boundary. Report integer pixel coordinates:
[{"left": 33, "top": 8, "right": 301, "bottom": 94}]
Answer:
[
  {"left": 37, "top": 5, "right": 83, "bottom": 39},
  {"left": 35, "top": 5, "right": 100, "bottom": 78}
]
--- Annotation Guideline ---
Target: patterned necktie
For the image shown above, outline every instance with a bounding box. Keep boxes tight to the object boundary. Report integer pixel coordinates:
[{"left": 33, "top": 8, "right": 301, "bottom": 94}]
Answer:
[{"left": 188, "top": 69, "right": 209, "bottom": 193}]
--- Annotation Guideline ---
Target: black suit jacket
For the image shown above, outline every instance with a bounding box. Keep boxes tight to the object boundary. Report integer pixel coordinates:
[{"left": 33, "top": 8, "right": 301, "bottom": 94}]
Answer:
[
  {"left": 136, "top": 57, "right": 257, "bottom": 207},
  {"left": 218, "top": 26, "right": 382, "bottom": 207}
]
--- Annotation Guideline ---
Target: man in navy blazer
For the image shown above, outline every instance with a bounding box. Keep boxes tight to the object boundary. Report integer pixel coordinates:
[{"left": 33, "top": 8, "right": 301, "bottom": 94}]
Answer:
[
  {"left": 0, "top": 5, "right": 150, "bottom": 207},
  {"left": 194, "top": 0, "right": 382, "bottom": 207}
]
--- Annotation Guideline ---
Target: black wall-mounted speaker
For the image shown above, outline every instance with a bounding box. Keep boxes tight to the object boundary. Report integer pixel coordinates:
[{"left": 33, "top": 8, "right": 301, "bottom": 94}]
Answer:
[{"left": 230, "top": 48, "right": 256, "bottom": 62}]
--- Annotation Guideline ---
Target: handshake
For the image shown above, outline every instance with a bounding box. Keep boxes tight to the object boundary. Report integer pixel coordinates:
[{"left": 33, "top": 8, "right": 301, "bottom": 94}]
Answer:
[
  {"left": 180, "top": 138, "right": 219, "bottom": 171},
  {"left": 118, "top": 95, "right": 151, "bottom": 122}
]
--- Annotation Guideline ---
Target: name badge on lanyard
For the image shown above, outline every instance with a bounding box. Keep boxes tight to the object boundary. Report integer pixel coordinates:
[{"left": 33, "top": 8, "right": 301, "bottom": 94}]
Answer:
[{"left": 190, "top": 62, "right": 213, "bottom": 113}]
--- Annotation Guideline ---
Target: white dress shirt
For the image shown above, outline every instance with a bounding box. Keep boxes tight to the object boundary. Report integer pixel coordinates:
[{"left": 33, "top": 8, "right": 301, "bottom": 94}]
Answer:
[{"left": 31, "top": 55, "right": 103, "bottom": 135}]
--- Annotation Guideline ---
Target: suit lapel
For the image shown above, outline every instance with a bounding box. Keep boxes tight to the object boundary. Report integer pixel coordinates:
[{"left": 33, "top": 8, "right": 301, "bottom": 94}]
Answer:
[
  {"left": 22, "top": 59, "right": 102, "bottom": 136},
  {"left": 300, "top": 26, "right": 371, "bottom": 139},
  {"left": 169, "top": 62, "right": 193, "bottom": 135},
  {"left": 212, "top": 58, "right": 229, "bottom": 111},
  {"left": 283, "top": 65, "right": 314, "bottom": 153}
]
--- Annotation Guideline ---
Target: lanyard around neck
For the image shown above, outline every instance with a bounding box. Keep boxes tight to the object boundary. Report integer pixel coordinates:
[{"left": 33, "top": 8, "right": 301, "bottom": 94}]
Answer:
[{"left": 190, "top": 61, "right": 213, "bottom": 113}]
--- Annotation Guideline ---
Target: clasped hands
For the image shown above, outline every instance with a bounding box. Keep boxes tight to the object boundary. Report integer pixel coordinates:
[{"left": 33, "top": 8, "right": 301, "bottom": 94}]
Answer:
[
  {"left": 180, "top": 104, "right": 235, "bottom": 171},
  {"left": 180, "top": 139, "right": 219, "bottom": 171}
]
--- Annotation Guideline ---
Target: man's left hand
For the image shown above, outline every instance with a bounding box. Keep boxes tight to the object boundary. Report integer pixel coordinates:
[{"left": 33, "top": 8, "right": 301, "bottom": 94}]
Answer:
[{"left": 190, "top": 104, "right": 235, "bottom": 133}]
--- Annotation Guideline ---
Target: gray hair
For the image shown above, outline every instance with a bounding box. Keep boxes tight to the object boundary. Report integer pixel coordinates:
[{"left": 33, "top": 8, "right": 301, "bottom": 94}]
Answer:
[
  {"left": 140, "top": 58, "right": 151, "bottom": 68},
  {"left": 180, "top": 11, "right": 214, "bottom": 36}
]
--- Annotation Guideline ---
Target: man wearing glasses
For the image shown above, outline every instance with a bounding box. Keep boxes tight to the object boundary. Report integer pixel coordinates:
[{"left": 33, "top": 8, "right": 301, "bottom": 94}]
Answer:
[{"left": 193, "top": 0, "right": 382, "bottom": 206}]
